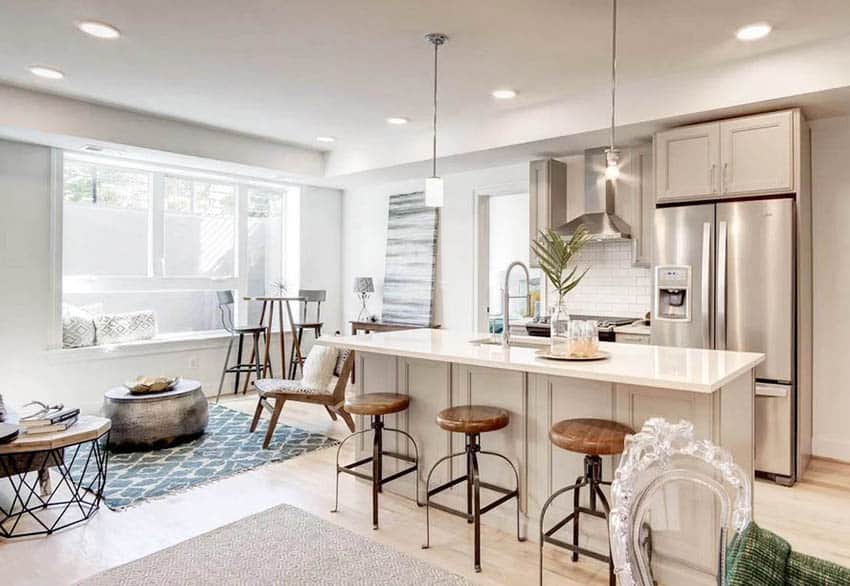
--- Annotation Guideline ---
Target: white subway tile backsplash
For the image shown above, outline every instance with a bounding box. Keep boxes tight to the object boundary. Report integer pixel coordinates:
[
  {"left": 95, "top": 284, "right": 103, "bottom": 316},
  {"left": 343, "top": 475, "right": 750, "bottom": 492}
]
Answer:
[{"left": 549, "top": 240, "right": 651, "bottom": 318}]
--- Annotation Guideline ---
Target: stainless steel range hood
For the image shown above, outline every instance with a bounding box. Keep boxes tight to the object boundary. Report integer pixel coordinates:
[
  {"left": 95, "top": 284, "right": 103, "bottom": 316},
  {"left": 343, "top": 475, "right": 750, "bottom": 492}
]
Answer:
[{"left": 555, "top": 147, "right": 632, "bottom": 241}]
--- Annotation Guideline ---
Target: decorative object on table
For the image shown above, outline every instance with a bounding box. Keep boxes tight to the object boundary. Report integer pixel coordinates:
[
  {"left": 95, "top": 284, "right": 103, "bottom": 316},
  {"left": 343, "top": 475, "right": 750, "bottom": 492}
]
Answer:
[
  {"left": 94, "top": 310, "right": 157, "bottom": 344},
  {"left": 531, "top": 226, "right": 591, "bottom": 356},
  {"left": 17, "top": 402, "right": 80, "bottom": 434},
  {"left": 270, "top": 280, "right": 287, "bottom": 295},
  {"left": 215, "top": 290, "right": 265, "bottom": 402},
  {"left": 96, "top": 404, "right": 337, "bottom": 510},
  {"left": 381, "top": 192, "right": 439, "bottom": 326},
  {"left": 0, "top": 393, "right": 6, "bottom": 421},
  {"left": 104, "top": 379, "right": 208, "bottom": 451},
  {"left": 0, "top": 423, "right": 19, "bottom": 444},
  {"left": 78, "top": 504, "right": 470, "bottom": 585},
  {"left": 124, "top": 375, "right": 179, "bottom": 395},
  {"left": 535, "top": 349, "right": 609, "bottom": 361},
  {"left": 0, "top": 415, "right": 110, "bottom": 538},
  {"left": 252, "top": 348, "right": 355, "bottom": 449},
  {"left": 288, "top": 289, "right": 327, "bottom": 379},
  {"left": 423, "top": 32, "right": 449, "bottom": 208},
  {"left": 353, "top": 277, "right": 374, "bottom": 321}
]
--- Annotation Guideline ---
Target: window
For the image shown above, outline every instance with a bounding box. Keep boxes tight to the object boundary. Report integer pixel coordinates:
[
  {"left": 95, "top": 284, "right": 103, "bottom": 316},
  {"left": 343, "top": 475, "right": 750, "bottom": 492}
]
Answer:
[{"left": 60, "top": 153, "right": 296, "bottom": 341}]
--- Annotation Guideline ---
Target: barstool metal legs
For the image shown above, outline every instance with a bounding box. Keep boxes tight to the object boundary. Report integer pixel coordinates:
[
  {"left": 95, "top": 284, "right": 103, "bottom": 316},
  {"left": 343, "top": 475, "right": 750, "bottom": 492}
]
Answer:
[
  {"left": 422, "top": 433, "right": 524, "bottom": 573},
  {"left": 539, "top": 455, "right": 616, "bottom": 586},
  {"left": 215, "top": 334, "right": 235, "bottom": 404},
  {"left": 331, "top": 415, "right": 421, "bottom": 530}
]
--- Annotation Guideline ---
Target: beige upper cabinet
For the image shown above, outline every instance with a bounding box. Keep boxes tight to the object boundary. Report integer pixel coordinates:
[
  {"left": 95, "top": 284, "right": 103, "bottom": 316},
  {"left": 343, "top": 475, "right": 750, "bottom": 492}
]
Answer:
[
  {"left": 655, "top": 110, "right": 797, "bottom": 203},
  {"left": 720, "top": 111, "right": 794, "bottom": 196},
  {"left": 655, "top": 122, "right": 720, "bottom": 203},
  {"left": 528, "top": 159, "right": 567, "bottom": 268},
  {"left": 615, "top": 145, "right": 654, "bottom": 267}
]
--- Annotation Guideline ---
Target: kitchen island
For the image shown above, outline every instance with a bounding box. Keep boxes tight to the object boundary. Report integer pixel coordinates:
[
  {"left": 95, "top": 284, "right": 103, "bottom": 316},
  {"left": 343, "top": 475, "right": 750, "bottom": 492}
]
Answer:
[{"left": 318, "top": 329, "right": 763, "bottom": 584}]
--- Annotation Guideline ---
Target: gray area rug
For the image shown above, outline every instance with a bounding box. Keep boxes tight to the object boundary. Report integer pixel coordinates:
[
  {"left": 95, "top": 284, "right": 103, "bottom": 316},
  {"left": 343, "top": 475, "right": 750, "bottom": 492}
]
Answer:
[
  {"left": 99, "top": 404, "right": 338, "bottom": 509},
  {"left": 79, "top": 503, "right": 470, "bottom": 585}
]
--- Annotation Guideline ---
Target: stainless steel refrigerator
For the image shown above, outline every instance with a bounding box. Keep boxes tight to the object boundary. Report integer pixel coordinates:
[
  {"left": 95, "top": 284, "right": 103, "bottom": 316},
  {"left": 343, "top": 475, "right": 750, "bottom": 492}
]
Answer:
[{"left": 651, "top": 197, "right": 797, "bottom": 484}]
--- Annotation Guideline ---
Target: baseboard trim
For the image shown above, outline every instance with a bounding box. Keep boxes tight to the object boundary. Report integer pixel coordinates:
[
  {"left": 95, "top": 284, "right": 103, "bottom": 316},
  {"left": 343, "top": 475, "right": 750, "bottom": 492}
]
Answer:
[{"left": 812, "top": 436, "right": 850, "bottom": 463}]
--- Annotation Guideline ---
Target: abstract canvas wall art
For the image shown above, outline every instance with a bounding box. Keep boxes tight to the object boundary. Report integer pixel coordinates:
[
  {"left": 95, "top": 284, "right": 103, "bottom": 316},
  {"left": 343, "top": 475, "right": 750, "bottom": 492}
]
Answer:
[{"left": 381, "top": 192, "right": 439, "bottom": 326}]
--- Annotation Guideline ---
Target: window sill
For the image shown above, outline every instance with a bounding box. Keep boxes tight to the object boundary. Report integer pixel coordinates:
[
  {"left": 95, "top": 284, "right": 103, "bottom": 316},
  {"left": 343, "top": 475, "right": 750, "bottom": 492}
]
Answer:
[{"left": 45, "top": 330, "right": 238, "bottom": 363}]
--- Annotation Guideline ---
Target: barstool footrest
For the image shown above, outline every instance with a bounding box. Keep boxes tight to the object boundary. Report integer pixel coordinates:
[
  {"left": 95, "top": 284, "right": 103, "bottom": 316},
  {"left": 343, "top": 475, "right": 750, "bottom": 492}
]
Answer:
[
  {"left": 427, "top": 474, "right": 518, "bottom": 519},
  {"left": 542, "top": 535, "right": 611, "bottom": 564},
  {"left": 426, "top": 475, "right": 468, "bottom": 497},
  {"left": 480, "top": 489, "right": 519, "bottom": 515}
]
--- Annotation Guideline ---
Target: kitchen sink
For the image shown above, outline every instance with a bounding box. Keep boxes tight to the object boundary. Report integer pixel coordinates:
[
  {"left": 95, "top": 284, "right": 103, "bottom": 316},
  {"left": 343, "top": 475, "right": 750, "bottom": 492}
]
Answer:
[{"left": 469, "top": 336, "right": 547, "bottom": 349}]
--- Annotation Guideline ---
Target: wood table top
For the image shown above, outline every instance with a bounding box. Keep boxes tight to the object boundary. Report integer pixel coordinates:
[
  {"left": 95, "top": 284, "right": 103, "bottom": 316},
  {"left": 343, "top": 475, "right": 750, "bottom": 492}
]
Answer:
[
  {"left": 243, "top": 296, "right": 306, "bottom": 302},
  {"left": 0, "top": 415, "right": 111, "bottom": 454}
]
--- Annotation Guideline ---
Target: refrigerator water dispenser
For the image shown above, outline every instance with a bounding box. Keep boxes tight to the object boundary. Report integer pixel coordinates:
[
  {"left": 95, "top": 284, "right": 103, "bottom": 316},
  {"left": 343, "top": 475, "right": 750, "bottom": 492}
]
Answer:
[{"left": 655, "top": 265, "right": 691, "bottom": 322}]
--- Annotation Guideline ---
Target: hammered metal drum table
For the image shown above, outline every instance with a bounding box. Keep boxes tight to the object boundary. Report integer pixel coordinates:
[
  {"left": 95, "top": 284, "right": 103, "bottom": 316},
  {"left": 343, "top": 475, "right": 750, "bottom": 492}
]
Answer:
[{"left": 103, "top": 379, "right": 208, "bottom": 451}]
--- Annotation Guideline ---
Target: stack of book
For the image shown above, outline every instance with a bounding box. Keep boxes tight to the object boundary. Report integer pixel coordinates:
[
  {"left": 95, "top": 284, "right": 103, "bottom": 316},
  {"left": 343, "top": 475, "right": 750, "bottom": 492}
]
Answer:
[{"left": 20, "top": 408, "right": 79, "bottom": 434}]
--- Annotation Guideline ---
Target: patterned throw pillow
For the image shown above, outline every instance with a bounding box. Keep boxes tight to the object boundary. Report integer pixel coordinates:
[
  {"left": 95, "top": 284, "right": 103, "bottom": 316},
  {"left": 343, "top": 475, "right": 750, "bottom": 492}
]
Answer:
[
  {"left": 62, "top": 303, "right": 98, "bottom": 348},
  {"left": 94, "top": 311, "right": 157, "bottom": 344}
]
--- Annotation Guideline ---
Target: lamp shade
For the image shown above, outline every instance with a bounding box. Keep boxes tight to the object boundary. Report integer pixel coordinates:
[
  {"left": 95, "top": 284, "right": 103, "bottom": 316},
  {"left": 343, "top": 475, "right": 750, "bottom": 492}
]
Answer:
[
  {"left": 425, "top": 177, "right": 444, "bottom": 207},
  {"left": 353, "top": 277, "right": 374, "bottom": 294}
]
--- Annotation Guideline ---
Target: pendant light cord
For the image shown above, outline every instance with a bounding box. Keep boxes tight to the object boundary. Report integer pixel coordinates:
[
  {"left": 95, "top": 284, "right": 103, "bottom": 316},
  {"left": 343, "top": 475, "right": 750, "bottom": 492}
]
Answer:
[
  {"left": 610, "top": 0, "right": 617, "bottom": 151},
  {"left": 432, "top": 39, "right": 439, "bottom": 178}
]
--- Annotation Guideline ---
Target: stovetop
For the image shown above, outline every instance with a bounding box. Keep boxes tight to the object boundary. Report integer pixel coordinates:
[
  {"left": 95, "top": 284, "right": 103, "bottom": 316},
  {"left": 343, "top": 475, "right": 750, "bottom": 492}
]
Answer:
[{"left": 527, "top": 315, "right": 637, "bottom": 330}]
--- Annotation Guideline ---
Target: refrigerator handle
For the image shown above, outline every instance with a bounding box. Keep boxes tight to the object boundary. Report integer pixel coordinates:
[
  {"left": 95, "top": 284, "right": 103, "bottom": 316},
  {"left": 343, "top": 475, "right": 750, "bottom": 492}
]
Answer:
[
  {"left": 717, "top": 220, "right": 728, "bottom": 350},
  {"left": 701, "top": 222, "right": 712, "bottom": 349}
]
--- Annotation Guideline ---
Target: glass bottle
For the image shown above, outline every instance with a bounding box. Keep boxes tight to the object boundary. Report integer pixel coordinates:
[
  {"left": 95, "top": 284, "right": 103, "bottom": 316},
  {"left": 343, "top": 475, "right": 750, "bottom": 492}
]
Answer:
[{"left": 550, "top": 296, "right": 570, "bottom": 356}]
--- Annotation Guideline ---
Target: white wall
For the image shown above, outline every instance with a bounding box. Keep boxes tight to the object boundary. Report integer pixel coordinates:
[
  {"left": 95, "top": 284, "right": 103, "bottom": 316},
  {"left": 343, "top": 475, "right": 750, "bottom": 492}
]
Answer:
[
  {"left": 810, "top": 116, "right": 850, "bottom": 461},
  {"left": 0, "top": 138, "right": 342, "bottom": 414},
  {"left": 341, "top": 159, "right": 653, "bottom": 330}
]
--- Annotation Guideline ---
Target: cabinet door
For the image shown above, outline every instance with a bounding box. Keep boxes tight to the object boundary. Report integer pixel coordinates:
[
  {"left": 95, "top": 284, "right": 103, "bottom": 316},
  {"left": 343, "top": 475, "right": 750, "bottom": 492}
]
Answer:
[
  {"left": 529, "top": 159, "right": 567, "bottom": 268},
  {"left": 720, "top": 111, "right": 794, "bottom": 196},
  {"left": 655, "top": 123, "right": 720, "bottom": 203}
]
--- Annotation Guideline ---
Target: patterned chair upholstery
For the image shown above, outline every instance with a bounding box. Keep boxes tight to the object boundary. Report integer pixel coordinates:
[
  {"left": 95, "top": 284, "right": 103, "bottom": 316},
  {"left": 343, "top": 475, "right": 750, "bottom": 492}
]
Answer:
[{"left": 249, "top": 348, "right": 355, "bottom": 449}]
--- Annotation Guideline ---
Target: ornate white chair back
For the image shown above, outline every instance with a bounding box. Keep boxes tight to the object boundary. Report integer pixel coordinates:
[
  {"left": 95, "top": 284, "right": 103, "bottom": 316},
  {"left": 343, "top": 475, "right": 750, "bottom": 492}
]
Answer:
[{"left": 608, "top": 418, "right": 752, "bottom": 586}]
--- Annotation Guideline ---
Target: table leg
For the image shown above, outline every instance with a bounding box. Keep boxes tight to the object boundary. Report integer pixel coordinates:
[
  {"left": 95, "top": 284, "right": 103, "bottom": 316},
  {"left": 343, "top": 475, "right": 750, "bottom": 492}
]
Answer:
[
  {"left": 283, "top": 299, "right": 304, "bottom": 379},
  {"left": 277, "top": 300, "right": 287, "bottom": 379},
  {"left": 263, "top": 301, "right": 274, "bottom": 378}
]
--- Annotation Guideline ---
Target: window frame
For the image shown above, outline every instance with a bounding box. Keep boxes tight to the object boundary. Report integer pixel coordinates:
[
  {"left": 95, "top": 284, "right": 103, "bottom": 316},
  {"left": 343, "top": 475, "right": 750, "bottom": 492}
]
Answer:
[{"left": 50, "top": 150, "right": 297, "bottom": 349}]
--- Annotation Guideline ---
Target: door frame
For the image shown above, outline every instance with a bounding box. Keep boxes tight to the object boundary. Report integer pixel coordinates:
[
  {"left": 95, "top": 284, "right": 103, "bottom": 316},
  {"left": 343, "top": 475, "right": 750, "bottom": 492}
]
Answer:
[{"left": 471, "top": 181, "right": 529, "bottom": 333}]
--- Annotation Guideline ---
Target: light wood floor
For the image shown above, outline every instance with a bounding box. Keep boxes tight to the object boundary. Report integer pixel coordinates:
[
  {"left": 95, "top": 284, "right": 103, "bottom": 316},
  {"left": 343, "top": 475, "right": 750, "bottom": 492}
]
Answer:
[{"left": 2, "top": 394, "right": 849, "bottom": 585}]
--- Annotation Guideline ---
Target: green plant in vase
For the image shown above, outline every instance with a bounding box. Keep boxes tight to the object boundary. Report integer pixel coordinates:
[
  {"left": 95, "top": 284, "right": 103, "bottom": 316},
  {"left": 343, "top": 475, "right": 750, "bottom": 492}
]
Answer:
[{"left": 531, "top": 226, "right": 592, "bottom": 355}]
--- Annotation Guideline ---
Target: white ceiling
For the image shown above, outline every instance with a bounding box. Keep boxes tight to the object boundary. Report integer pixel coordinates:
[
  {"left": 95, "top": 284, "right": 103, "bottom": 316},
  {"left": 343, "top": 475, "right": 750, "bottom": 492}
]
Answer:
[{"left": 1, "top": 0, "right": 850, "bottom": 179}]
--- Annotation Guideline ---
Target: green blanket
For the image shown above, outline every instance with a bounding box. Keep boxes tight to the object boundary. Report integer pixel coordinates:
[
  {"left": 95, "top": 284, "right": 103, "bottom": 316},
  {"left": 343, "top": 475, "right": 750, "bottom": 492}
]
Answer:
[{"left": 726, "top": 522, "right": 850, "bottom": 585}]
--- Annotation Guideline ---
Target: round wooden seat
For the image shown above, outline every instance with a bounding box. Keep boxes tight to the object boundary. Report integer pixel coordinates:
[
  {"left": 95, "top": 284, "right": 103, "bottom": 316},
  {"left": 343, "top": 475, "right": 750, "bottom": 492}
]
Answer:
[
  {"left": 549, "top": 418, "right": 634, "bottom": 456},
  {"left": 436, "top": 405, "right": 510, "bottom": 434},
  {"left": 344, "top": 393, "right": 410, "bottom": 416}
]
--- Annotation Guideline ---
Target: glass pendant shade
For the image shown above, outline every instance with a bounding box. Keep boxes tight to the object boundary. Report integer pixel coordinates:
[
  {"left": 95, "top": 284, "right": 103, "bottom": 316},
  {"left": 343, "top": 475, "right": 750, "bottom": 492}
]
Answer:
[{"left": 425, "top": 176, "right": 444, "bottom": 207}]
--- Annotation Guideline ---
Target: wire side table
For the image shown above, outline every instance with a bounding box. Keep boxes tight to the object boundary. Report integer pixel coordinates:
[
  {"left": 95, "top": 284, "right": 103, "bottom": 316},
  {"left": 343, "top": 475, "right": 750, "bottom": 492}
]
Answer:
[{"left": 0, "top": 416, "right": 111, "bottom": 538}]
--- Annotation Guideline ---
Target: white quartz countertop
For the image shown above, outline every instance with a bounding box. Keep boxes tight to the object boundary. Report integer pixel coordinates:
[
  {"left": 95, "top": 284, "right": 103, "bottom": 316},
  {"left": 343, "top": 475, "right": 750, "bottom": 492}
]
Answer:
[{"left": 318, "top": 329, "right": 764, "bottom": 394}]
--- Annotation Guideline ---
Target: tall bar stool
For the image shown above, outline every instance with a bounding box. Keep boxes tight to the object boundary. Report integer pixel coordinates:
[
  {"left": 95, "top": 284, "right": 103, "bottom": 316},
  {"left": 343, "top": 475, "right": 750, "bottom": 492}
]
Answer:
[
  {"left": 288, "top": 289, "right": 326, "bottom": 379},
  {"left": 539, "top": 418, "right": 634, "bottom": 586},
  {"left": 215, "top": 290, "right": 265, "bottom": 403},
  {"left": 423, "top": 405, "right": 524, "bottom": 573},
  {"left": 331, "top": 393, "right": 421, "bottom": 530}
]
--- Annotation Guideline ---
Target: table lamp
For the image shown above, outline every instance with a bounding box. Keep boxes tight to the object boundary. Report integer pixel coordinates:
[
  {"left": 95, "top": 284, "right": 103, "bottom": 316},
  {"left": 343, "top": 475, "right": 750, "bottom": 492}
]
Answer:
[{"left": 353, "top": 277, "right": 374, "bottom": 321}]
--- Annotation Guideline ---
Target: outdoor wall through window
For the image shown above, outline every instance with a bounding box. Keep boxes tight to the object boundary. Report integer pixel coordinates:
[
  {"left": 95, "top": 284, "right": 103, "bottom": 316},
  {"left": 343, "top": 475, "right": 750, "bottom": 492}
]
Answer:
[{"left": 60, "top": 153, "right": 295, "bottom": 344}]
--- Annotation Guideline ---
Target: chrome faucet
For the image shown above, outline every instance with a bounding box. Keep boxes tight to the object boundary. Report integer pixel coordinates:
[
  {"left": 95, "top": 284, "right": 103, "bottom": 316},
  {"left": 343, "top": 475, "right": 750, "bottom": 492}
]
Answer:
[{"left": 502, "top": 261, "right": 532, "bottom": 348}]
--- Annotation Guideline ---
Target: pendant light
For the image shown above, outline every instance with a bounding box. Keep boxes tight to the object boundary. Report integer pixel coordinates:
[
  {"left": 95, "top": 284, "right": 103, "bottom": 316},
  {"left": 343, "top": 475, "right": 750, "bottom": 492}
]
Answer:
[
  {"left": 424, "top": 33, "right": 448, "bottom": 207},
  {"left": 604, "top": 0, "right": 620, "bottom": 181}
]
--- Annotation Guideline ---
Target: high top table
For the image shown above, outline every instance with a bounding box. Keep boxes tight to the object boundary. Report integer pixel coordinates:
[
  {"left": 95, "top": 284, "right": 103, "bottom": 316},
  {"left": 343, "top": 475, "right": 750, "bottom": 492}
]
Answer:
[
  {"left": 0, "top": 415, "right": 110, "bottom": 538},
  {"left": 243, "top": 296, "right": 306, "bottom": 386}
]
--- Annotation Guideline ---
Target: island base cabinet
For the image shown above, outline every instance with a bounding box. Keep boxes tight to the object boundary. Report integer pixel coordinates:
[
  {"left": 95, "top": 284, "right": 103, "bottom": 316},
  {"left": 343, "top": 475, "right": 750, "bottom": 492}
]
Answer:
[{"left": 352, "top": 352, "right": 754, "bottom": 586}]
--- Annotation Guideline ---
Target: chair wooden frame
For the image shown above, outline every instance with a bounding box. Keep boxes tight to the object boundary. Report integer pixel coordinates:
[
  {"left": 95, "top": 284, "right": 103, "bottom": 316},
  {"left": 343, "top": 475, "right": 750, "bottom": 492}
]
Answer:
[{"left": 249, "top": 350, "right": 356, "bottom": 449}]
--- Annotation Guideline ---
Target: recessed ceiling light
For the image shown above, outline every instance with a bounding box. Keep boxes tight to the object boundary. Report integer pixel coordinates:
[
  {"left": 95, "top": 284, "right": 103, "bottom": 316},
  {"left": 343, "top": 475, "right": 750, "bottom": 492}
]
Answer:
[
  {"left": 491, "top": 89, "right": 518, "bottom": 99},
  {"left": 316, "top": 136, "right": 336, "bottom": 143},
  {"left": 386, "top": 117, "right": 410, "bottom": 125},
  {"left": 736, "top": 22, "right": 772, "bottom": 41},
  {"left": 29, "top": 66, "right": 64, "bottom": 80},
  {"left": 77, "top": 20, "right": 121, "bottom": 39}
]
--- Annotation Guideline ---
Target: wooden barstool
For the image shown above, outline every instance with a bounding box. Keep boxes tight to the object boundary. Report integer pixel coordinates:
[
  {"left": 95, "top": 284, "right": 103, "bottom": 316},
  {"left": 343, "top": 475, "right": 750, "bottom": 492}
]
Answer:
[
  {"left": 538, "top": 418, "right": 634, "bottom": 586},
  {"left": 423, "top": 405, "right": 524, "bottom": 573},
  {"left": 331, "top": 393, "right": 421, "bottom": 530}
]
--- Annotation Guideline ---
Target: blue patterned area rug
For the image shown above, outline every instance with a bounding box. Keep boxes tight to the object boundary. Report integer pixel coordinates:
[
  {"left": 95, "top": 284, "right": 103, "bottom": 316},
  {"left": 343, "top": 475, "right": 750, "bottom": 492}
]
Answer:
[{"left": 102, "top": 404, "right": 338, "bottom": 510}]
